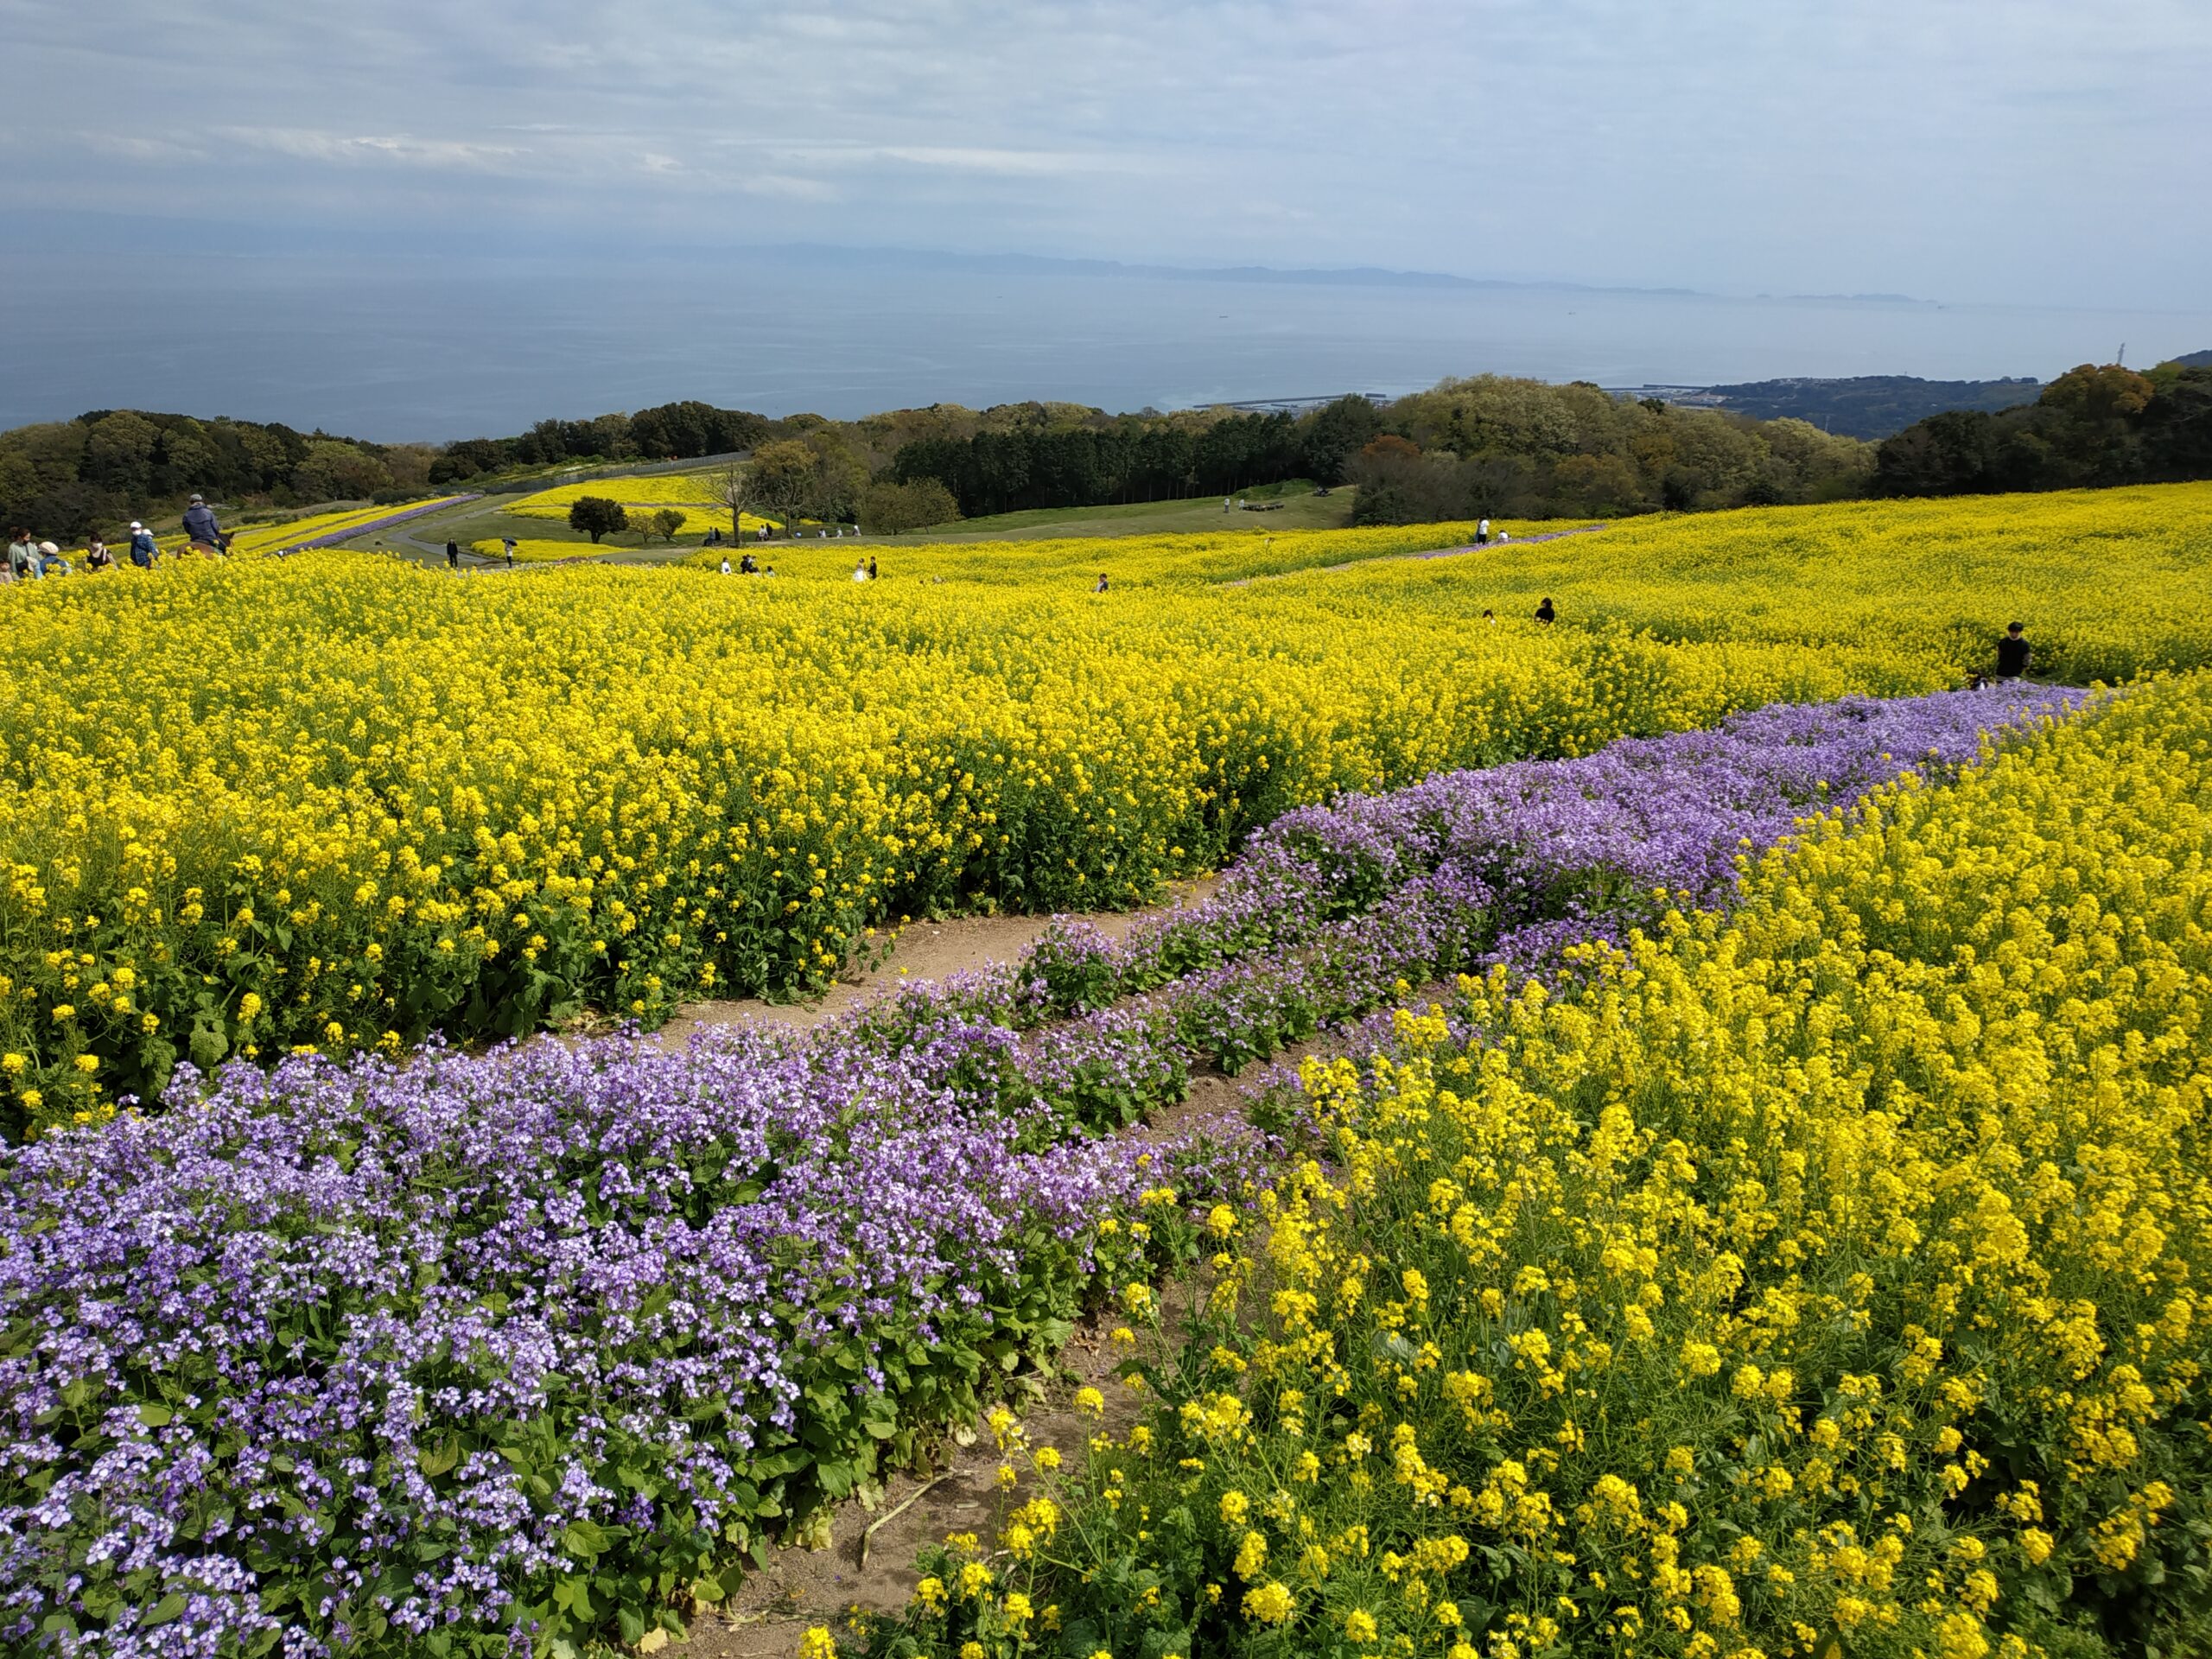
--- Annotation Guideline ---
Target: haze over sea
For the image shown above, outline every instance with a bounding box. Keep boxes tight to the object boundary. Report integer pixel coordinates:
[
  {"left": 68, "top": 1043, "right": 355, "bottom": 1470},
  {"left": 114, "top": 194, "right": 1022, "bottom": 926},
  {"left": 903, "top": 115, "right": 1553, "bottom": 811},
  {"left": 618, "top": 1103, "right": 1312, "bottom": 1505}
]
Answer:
[{"left": 5, "top": 239, "right": 2207, "bottom": 442}]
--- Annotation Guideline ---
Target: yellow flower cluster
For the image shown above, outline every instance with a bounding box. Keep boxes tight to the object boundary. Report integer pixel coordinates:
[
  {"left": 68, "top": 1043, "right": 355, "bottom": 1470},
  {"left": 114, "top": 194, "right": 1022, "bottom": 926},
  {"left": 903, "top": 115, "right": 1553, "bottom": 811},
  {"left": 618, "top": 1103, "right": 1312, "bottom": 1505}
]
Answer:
[
  {"left": 509, "top": 470, "right": 737, "bottom": 512},
  {"left": 1026, "top": 669, "right": 2212, "bottom": 1657},
  {"left": 225, "top": 499, "right": 470, "bottom": 556},
  {"left": 0, "top": 512, "right": 1948, "bottom": 1132}
]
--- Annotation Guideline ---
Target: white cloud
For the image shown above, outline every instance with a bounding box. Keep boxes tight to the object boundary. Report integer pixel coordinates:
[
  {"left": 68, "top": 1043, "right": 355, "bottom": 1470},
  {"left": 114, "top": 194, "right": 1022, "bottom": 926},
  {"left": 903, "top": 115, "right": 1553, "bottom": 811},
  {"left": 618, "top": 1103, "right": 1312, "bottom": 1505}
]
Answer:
[
  {"left": 3, "top": 0, "right": 2207, "bottom": 308},
  {"left": 217, "top": 127, "right": 525, "bottom": 172}
]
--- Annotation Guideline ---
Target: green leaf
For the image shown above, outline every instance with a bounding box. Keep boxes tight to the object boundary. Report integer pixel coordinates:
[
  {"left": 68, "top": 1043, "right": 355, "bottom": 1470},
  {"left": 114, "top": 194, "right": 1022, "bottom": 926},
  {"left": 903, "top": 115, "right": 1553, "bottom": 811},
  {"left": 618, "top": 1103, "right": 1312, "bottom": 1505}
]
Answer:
[
  {"left": 143, "top": 1593, "right": 188, "bottom": 1627},
  {"left": 137, "top": 1402, "right": 173, "bottom": 1428},
  {"left": 559, "top": 1520, "right": 609, "bottom": 1560}
]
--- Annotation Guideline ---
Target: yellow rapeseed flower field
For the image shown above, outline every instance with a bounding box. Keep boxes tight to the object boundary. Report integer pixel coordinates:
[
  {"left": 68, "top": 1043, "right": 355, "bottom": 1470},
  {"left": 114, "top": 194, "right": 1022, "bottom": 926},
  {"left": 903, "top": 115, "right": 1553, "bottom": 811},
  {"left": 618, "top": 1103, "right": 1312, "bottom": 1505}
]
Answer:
[
  {"left": 0, "top": 482, "right": 2201, "bottom": 1135},
  {"left": 1344, "top": 480, "right": 2212, "bottom": 683},
  {"left": 507, "top": 470, "right": 741, "bottom": 515},
  {"left": 958, "top": 668, "right": 2212, "bottom": 1659}
]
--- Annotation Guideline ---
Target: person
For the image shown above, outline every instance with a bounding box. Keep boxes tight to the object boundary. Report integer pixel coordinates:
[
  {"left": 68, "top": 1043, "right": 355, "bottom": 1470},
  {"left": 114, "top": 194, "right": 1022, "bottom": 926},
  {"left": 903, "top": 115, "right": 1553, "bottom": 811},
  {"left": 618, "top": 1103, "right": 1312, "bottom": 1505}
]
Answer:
[
  {"left": 1535, "top": 597, "right": 1556, "bottom": 625},
  {"left": 86, "top": 537, "right": 113, "bottom": 571},
  {"left": 501, "top": 537, "right": 518, "bottom": 565},
  {"left": 719, "top": 555, "right": 733, "bottom": 575},
  {"left": 1481, "top": 607, "right": 1496, "bottom": 625},
  {"left": 1096, "top": 573, "right": 1109, "bottom": 593},
  {"left": 446, "top": 541, "right": 461, "bottom": 570},
  {"left": 867, "top": 556, "right": 879, "bottom": 581},
  {"left": 1497, "top": 531, "right": 1510, "bottom": 543},
  {"left": 181, "top": 493, "right": 229, "bottom": 553},
  {"left": 763, "top": 565, "right": 778, "bottom": 577},
  {"left": 1478, "top": 518, "right": 1491, "bottom": 544},
  {"left": 129, "top": 522, "right": 157, "bottom": 568},
  {"left": 707, "top": 526, "right": 721, "bottom": 546},
  {"left": 852, "top": 558, "right": 868, "bottom": 582},
  {"left": 1995, "top": 621, "right": 2031, "bottom": 680},
  {"left": 5, "top": 529, "right": 34, "bottom": 582},
  {"left": 37, "top": 541, "right": 68, "bottom": 575}
]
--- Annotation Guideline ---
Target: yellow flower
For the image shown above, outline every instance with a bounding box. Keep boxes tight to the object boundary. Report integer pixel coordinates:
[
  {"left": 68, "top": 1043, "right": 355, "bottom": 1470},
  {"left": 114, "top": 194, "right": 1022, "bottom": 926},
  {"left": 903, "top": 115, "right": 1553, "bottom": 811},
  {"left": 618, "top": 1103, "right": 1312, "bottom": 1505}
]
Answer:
[
  {"left": 1241, "top": 1580, "right": 1295, "bottom": 1624},
  {"left": 797, "top": 1630, "right": 836, "bottom": 1659}
]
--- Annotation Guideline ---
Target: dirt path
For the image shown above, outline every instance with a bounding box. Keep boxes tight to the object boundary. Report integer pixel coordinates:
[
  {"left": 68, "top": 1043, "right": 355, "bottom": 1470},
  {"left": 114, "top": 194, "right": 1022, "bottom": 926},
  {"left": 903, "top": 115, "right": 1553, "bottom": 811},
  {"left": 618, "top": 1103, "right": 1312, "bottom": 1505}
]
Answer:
[
  {"left": 1222, "top": 519, "right": 1611, "bottom": 586},
  {"left": 653, "top": 875, "right": 1221, "bottom": 1043},
  {"left": 674, "top": 1050, "right": 1322, "bottom": 1659}
]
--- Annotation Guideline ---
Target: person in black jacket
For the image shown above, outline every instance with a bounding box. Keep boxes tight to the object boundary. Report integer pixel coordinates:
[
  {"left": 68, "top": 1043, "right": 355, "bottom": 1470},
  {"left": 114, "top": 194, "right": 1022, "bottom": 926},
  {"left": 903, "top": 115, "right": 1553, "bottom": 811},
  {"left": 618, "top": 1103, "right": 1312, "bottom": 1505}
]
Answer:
[
  {"left": 1535, "top": 596, "right": 1556, "bottom": 625},
  {"left": 1995, "top": 622, "right": 2031, "bottom": 680}
]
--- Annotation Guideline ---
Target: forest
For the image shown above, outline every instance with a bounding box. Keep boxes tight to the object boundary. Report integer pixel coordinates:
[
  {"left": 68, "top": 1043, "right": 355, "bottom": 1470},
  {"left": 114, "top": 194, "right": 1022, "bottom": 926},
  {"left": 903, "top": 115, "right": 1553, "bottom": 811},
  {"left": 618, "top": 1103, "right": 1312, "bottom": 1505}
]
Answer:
[{"left": 4, "top": 359, "right": 2209, "bottom": 540}]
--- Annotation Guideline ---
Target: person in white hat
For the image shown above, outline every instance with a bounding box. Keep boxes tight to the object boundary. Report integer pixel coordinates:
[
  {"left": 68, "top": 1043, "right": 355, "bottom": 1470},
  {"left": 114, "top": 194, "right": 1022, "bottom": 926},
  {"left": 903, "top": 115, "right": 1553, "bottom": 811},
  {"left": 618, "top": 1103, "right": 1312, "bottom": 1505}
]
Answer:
[
  {"left": 36, "top": 541, "right": 67, "bottom": 576},
  {"left": 129, "top": 522, "right": 158, "bottom": 568}
]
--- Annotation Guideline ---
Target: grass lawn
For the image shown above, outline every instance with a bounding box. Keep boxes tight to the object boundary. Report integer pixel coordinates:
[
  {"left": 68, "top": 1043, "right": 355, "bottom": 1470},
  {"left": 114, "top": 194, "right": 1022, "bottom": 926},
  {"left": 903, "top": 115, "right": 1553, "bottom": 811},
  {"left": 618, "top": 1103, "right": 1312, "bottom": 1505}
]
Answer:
[{"left": 865, "top": 479, "right": 1357, "bottom": 543}]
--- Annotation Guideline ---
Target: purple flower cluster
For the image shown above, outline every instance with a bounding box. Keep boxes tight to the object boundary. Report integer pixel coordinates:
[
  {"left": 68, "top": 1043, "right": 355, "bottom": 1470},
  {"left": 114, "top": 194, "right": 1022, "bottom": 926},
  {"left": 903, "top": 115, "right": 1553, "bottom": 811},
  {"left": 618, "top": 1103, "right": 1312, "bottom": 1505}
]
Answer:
[
  {"left": 1026, "top": 683, "right": 2088, "bottom": 1024},
  {"left": 0, "top": 683, "right": 2084, "bottom": 1655}
]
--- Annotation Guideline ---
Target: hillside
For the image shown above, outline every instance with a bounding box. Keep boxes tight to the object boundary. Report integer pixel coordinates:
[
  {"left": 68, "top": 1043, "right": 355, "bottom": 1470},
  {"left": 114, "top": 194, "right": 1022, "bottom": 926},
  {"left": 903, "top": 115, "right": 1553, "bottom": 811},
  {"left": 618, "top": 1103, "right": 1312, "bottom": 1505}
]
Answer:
[{"left": 1699, "top": 372, "right": 2043, "bottom": 436}]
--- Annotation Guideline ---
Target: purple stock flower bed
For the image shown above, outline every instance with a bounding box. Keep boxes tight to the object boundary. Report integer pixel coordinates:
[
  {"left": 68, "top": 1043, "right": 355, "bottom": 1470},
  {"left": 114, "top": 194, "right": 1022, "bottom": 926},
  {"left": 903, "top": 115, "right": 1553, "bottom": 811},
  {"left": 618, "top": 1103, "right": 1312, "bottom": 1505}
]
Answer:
[
  {"left": 1022, "top": 683, "right": 2090, "bottom": 1040},
  {"left": 0, "top": 683, "right": 2086, "bottom": 1656}
]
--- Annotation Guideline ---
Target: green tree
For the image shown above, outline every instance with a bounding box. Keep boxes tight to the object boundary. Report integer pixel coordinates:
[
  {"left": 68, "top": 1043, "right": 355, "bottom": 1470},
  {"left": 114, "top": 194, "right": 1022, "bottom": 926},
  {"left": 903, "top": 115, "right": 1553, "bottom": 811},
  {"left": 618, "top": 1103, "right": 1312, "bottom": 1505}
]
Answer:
[
  {"left": 650, "top": 508, "right": 686, "bottom": 544},
  {"left": 2040, "top": 364, "right": 2153, "bottom": 423},
  {"left": 1300, "top": 394, "right": 1384, "bottom": 486},
  {"left": 292, "top": 440, "right": 393, "bottom": 502},
  {"left": 568, "top": 496, "right": 628, "bottom": 543},
  {"left": 858, "top": 478, "right": 961, "bottom": 533},
  {"left": 81, "top": 411, "right": 160, "bottom": 496}
]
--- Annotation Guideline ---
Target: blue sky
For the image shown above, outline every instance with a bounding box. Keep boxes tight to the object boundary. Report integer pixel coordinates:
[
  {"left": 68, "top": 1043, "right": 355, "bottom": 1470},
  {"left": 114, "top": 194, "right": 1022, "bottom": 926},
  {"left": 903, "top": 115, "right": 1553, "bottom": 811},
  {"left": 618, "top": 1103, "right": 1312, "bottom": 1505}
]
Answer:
[{"left": 6, "top": 0, "right": 2208, "bottom": 308}]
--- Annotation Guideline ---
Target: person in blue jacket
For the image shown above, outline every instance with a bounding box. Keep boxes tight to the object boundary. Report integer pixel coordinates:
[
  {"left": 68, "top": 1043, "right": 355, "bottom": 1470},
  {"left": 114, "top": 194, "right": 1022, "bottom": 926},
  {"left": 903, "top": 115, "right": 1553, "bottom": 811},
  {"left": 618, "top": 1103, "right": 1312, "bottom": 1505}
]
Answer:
[
  {"left": 128, "top": 522, "right": 159, "bottom": 567},
  {"left": 181, "top": 493, "right": 230, "bottom": 552}
]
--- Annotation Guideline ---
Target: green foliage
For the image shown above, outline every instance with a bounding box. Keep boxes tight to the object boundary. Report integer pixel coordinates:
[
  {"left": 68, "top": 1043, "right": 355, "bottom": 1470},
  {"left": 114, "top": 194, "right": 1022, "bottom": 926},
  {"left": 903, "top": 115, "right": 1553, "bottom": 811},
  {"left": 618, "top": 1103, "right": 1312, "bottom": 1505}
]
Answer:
[
  {"left": 1873, "top": 362, "right": 2212, "bottom": 497},
  {"left": 860, "top": 477, "right": 963, "bottom": 533},
  {"left": 292, "top": 439, "right": 394, "bottom": 504},
  {"left": 567, "top": 495, "right": 629, "bottom": 543},
  {"left": 1702, "top": 374, "right": 2045, "bottom": 439}
]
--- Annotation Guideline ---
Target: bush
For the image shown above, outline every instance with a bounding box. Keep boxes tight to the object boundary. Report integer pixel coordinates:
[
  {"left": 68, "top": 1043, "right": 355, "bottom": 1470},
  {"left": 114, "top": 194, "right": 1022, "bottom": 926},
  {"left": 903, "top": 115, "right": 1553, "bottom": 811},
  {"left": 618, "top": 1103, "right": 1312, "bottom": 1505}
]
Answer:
[{"left": 860, "top": 477, "right": 962, "bottom": 533}]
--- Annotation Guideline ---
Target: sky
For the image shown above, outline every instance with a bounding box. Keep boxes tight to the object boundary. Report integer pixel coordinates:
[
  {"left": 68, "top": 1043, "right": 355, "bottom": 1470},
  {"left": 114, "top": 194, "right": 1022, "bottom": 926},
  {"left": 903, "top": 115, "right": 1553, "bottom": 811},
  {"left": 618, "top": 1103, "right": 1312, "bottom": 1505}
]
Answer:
[{"left": 8, "top": 0, "right": 2209, "bottom": 310}]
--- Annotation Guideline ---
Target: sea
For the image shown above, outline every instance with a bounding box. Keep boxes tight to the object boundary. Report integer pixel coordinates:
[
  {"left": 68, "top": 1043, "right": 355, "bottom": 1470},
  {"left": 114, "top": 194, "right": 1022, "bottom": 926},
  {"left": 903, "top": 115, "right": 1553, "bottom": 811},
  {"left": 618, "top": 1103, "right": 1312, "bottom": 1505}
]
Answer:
[{"left": 3, "top": 242, "right": 2207, "bottom": 442}]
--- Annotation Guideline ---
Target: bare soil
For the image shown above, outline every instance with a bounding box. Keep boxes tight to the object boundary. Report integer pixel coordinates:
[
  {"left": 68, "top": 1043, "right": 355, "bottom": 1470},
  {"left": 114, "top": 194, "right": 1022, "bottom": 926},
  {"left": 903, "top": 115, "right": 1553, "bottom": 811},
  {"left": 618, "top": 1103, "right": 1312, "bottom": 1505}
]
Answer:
[{"left": 652, "top": 875, "right": 1220, "bottom": 1044}]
